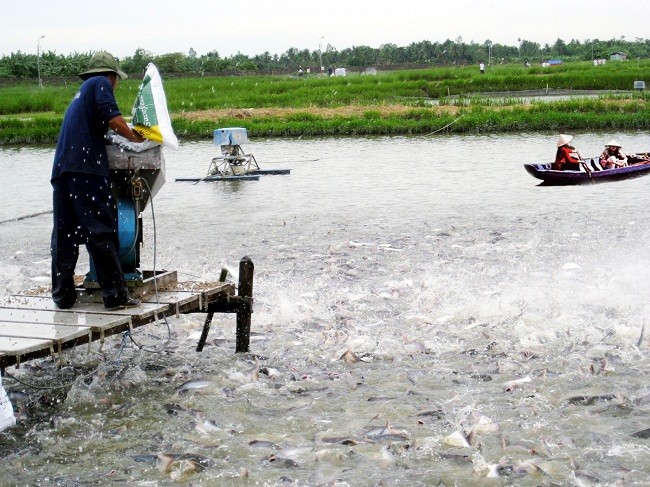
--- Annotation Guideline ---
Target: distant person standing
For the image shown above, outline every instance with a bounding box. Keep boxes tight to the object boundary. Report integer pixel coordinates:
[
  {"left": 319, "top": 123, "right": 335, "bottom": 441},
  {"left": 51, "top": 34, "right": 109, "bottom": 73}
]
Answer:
[
  {"left": 479, "top": 62, "right": 485, "bottom": 74},
  {"left": 50, "top": 51, "right": 143, "bottom": 311}
]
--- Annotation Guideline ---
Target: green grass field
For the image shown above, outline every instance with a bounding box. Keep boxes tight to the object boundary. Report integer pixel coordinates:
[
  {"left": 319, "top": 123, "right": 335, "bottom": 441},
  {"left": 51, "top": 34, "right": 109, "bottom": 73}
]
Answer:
[{"left": 0, "top": 61, "right": 648, "bottom": 144}]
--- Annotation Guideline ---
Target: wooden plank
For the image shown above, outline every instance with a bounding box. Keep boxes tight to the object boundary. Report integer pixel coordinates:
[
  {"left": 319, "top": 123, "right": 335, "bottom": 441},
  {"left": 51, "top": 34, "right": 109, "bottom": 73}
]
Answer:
[
  {"left": 0, "top": 296, "right": 168, "bottom": 325},
  {"left": 79, "top": 270, "right": 180, "bottom": 300},
  {"left": 141, "top": 290, "right": 199, "bottom": 305},
  {"left": 140, "top": 291, "right": 201, "bottom": 315},
  {"left": 0, "top": 336, "right": 52, "bottom": 355},
  {"left": 0, "top": 279, "right": 240, "bottom": 369},
  {"left": 78, "top": 302, "right": 171, "bottom": 329},
  {"left": 201, "top": 283, "right": 235, "bottom": 311},
  {"left": 0, "top": 308, "right": 130, "bottom": 331},
  {"left": 6, "top": 281, "right": 231, "bottom": 310},
  {"left": 0, "top": 322, "right": 91, "bottom": 343}
]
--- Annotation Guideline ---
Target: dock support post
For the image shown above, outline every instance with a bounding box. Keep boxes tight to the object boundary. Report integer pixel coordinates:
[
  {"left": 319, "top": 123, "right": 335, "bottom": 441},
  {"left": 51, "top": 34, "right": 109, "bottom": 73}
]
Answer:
[
  {"left": 196, "top": 258, "right": 253, "bottom": 353},
  {"left": 196, "top": 268, "right": 229, "bottom": 352},
  {"left": 196, "top": 312, "right": 214, "bottom": 352},
  {"left": 236, "top": 256, "right": 254, "bottom": 353}
]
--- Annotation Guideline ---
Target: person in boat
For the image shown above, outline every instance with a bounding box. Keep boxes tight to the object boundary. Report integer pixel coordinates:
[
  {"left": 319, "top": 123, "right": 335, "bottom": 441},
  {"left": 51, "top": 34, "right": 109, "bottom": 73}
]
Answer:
[
  {"left": 599, "top": 140, "right": 628, "bottom": 169},
  {"left": 50, "top": 51, "right": 143, "bottom": 311},
  {"left": 553, "top": 134, "right": 586, "bottom": 171}
]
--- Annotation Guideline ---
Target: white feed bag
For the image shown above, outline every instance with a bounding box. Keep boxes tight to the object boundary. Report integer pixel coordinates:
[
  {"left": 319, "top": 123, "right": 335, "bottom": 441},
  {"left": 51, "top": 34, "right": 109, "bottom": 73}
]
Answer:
[
  {"left": 0, "top": 375, "right": 16, "bottom": 432},
  {"left": 132, "top": 63, "right": 179, "bottom": 150}
]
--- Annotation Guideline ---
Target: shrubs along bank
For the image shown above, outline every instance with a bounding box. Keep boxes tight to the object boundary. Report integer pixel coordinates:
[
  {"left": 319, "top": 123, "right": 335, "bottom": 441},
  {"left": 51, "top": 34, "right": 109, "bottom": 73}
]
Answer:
[
  {"left": 2, "top": 37, "right": 648, "bottom": 79},
  {"left": 0, "top": 61, "right": 648, "bottom": 144}
]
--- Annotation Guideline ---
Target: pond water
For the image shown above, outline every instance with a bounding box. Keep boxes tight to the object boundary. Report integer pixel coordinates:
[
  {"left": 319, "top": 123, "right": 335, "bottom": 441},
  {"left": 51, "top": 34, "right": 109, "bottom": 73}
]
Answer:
[{"left": 0, "top": 132, "right": 649, "bottom": 486}]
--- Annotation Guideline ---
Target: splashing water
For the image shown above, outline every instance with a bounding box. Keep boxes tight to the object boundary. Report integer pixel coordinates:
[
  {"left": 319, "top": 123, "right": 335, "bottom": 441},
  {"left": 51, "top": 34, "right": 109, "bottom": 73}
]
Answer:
[{"left": 1, "top": 133, "right": 649, "bottom": 485}]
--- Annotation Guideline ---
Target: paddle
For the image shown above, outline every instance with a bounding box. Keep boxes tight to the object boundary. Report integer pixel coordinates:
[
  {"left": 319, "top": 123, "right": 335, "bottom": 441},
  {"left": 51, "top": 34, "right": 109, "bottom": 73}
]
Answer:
[
  {"left": 579, "top": 159, "right": 595, "bottom": 183},
  {"left": 574, "top": 148, "right": 596, "bottom": 183}
]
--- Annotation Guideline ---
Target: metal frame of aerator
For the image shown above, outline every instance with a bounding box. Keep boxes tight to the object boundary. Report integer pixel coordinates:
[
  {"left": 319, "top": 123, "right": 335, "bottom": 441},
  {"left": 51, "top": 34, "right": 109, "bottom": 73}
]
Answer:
[{"left": 208, "top": 144, "right": 260, "bottom": 176}]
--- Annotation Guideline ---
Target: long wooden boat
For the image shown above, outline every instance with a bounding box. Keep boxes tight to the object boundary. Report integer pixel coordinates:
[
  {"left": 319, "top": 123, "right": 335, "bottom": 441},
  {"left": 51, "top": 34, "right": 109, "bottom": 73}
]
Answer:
[{"left": 524, "top": 153, "right": 650, "bottom": 185}]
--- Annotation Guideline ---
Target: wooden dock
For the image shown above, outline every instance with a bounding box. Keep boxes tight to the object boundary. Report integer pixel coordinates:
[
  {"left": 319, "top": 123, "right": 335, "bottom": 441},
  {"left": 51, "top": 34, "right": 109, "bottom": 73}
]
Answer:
[{"left": 0, "top": 259, "right": 254, "bottom": 370}]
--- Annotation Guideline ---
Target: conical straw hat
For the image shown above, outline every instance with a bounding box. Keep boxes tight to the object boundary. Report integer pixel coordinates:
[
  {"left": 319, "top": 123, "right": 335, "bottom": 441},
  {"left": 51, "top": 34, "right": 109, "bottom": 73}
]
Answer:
[{"left": 556, "top": 134, "right": 573, "bottom": 147}]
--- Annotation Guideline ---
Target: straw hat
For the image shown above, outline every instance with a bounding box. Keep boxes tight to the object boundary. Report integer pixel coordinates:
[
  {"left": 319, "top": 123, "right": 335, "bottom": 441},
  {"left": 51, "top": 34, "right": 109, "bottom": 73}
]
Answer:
[
  {"left": 556, "top": 134, "right": 573, "bottom": 147},
  {"left": 605, "top": 139, "right": 621, "bottom": 148},
  {"left": 79, "top": 51, "right": 127, "bottom": 80}
]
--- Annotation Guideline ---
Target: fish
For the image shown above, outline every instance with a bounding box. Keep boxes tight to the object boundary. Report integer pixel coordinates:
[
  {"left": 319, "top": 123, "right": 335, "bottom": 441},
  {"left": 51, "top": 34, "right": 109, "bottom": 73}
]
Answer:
[
  {"left": 7, "top": 390, "right": 30, "bottom": 403},
  {"left": 260, "top": 366, "right": 281, "bottom": 379},
  {"left": 285, "top": 399, "right": 314, "bottom": 412},
  {"left": 488, "top": 460, "right": 545, "bottom": 478},
  {"left": 565, "top": 393, "right": 617, "bottom": 406},
  {"left": 156, "top": 453, "right": 216, "bottom": 473},
  {"left": 415, "top": 409, "right": 445, "bottom": 420},
  {"left": 163, "top": 403, "right": 187, "bottom": 415},
  {"left": 380, "top": 445, "right": 396, "bottom": 464},
  {"left": 348, "top": 241, "right": 375, "bottom": 248},
  {"left": 443, "top": 431, "right": 470, "bottom": 448},
  {"left": 503, "top": 376, "right": 532, "bottom": 392},
  {"left": 174, "top": 379, "right": 212, "bottom": 395},
  {"left": 131, "top": 454, "right": 158, "bottom": 464},
  {"left": 437, "top": 450, "right": 473, "bottom": 463},
  {"left": 248, "top": 439, "right": 280, "bottom": 449},
  {"left": 637, "top": 324, "right": 645, "bottom": 347},
  {"left": 265, "top": 455, "right": 300, "bottom": 468},
  {"left": 631, "top": 427, "right": 650, "bottom": 439},
  {"left": 321, "top": 436, "right": 358, "bottom": 446},
  {"left": 340, "top": 349, "right": 361, "bottom": 363},
  {"left": 365, "top": 423, "right": 410, "bottom": 442},
  {"left": 194, "top": 417, "right": 222, "bottom": 435},
  {"left": 367, "top": 396, "right": 397, "bottom": 402},
  {"left": 486, "top": 463, "right": 513, "bottom": 478}
]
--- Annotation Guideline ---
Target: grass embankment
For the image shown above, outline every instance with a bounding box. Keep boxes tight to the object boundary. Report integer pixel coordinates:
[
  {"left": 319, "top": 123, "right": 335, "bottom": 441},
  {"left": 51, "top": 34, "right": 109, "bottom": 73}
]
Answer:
[{"left": 1, "top": 61, "right": 649, "bottom": 144}]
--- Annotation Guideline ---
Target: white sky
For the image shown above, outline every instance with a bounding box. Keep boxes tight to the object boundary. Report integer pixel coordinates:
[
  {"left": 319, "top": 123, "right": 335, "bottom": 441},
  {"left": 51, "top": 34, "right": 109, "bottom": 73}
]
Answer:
[{"left": 2, "top": 0, "right": 648, "bottom": 59}]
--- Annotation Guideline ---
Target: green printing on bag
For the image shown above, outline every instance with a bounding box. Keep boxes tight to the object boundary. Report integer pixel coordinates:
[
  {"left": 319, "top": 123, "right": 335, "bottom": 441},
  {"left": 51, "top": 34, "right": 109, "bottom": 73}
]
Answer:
[{"left": 133, "top": 75, "right": 159, "bottom": 127}]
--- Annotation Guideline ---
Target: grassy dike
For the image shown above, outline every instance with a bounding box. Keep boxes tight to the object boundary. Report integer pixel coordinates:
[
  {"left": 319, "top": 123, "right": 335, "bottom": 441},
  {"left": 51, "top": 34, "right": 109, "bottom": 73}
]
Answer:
[{"left": 0, "top": 61, "right": 649, "bottom": 144}]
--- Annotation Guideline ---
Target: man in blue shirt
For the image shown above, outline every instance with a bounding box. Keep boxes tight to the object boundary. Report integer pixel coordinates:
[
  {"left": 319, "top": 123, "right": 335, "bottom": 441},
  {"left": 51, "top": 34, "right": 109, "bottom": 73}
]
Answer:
[{"left": 51, "top": 51, "right": 144, "bottom": 310}]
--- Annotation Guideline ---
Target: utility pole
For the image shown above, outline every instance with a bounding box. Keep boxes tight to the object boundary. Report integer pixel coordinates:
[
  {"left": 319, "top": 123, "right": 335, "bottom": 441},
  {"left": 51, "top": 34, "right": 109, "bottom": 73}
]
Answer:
[
  {"left": 487, "top": 40, "right": 492, "bottom": 67},
  {"left": 319, "top": 36, "right": 324, "bottom": 73},
  {"left": 37, "top": 35, "right": 45, "bottom": 88}
]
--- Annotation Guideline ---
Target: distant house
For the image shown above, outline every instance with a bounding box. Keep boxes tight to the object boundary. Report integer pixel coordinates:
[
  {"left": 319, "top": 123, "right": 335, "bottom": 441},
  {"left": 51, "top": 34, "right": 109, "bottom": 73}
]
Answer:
[
  {"left": 547, "top": 59, "right": 563, "bottom": 66},
  {"left": 610, "top": 51, "right": 627, "bottom": 61}
]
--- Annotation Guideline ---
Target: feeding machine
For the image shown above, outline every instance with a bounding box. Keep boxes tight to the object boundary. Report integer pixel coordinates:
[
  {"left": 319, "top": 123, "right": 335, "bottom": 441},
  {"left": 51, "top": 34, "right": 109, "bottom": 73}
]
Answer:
[{"left": 84, "top": 144, "right": 167, "bottom": 288}]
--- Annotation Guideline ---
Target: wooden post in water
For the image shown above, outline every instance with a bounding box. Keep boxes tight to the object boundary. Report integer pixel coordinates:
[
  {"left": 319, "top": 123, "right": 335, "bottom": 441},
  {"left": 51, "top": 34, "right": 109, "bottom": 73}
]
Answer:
[
  {"left": 236, "top": 256, "right": 254, "bottom": 353},
  {"left": 195, "top": 268, "right": 229, "bottom": 352}
]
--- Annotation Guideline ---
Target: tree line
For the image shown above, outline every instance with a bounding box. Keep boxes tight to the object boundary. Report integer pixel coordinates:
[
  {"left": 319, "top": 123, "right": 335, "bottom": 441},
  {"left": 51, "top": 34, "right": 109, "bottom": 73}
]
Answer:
[{"left": 1, "top": 37, "right": 648, "bottom": 79}]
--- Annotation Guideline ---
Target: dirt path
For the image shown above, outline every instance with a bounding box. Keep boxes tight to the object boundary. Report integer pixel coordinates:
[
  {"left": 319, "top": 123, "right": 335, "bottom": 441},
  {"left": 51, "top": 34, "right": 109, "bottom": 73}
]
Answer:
[{"left": 177, "top": 104, "right": 462, "bottom": 121}]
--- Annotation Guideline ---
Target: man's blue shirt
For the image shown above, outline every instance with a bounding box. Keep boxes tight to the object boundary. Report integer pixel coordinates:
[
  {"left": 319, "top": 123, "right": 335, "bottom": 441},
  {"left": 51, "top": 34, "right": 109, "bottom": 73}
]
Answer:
[{"left": 51, "top": 76, "right": 122, "bottom": 181}]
